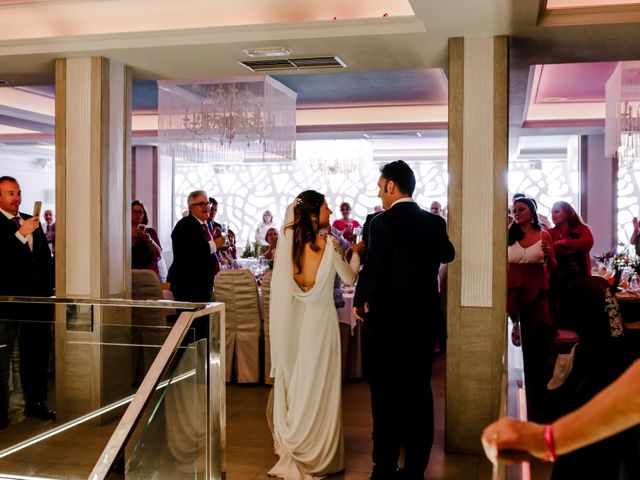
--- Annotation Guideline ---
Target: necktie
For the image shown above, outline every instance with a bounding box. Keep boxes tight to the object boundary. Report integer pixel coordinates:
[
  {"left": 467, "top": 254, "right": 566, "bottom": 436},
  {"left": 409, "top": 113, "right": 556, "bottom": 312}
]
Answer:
[
  {"left": 202, "top": 223, "right": 212, "bottom": 241},
  {"left": 11, "top": 216, "right": 21, "bottom": 228}
]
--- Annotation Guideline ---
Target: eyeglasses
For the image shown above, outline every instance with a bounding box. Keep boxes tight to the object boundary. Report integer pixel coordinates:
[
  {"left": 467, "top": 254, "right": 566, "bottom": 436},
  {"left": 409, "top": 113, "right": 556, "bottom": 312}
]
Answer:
[{"left": 190, "top": 202, "right": 210, "bottom": 208}]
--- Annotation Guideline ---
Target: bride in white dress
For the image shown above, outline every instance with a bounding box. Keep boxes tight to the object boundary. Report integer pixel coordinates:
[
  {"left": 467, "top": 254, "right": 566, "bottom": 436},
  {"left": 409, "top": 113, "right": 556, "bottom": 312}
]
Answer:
[{"left": 268, "top": 190, "right": 362, "bottom": 479}]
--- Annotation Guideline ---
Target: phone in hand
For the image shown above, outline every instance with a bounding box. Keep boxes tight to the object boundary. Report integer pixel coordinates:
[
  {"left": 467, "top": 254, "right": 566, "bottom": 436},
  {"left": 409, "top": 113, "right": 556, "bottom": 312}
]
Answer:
[
  {"left": 33, "top": 201, "right": 42, "bottom": 218},
  {"left": 353, "top": 227, "right": 363, "bottom": 244},
  {"left": 137, "top": 224, "right": 147, "bottom": 232}
]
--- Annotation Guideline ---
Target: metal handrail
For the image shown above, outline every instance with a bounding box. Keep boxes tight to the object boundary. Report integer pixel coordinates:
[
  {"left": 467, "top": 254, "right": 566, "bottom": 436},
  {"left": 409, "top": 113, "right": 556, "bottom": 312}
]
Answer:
[
  {"left": 0, "top": 295, "right": 209, "bottom": 309},
  {"left": 88, "top": 303, "right": 223, "bottom": 480}
]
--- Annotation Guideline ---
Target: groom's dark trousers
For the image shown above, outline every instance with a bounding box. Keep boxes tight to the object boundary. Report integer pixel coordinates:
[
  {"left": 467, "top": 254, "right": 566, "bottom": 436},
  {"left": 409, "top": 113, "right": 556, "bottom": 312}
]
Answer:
[{"left": 355, "top": 201, "right": 455, "bottom": 478}]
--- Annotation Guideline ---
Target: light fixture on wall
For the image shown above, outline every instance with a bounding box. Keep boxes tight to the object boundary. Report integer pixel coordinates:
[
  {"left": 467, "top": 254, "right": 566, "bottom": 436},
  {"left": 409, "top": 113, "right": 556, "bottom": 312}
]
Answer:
[
  {"left": 158, "top": 77, "right": 297, "bottom": 164},
  {"left": 297, "top": 139, "right": 373, "bottom": 175}
]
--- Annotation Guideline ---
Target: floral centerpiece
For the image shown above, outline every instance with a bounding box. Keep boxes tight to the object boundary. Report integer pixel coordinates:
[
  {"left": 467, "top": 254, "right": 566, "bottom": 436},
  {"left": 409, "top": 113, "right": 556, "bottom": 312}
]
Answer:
[
  {"left": 595, "top": 243, "right": 640, "bottom": 288},
  {"left": 241, "top": 239, "right": 263, "bottom": 258}
]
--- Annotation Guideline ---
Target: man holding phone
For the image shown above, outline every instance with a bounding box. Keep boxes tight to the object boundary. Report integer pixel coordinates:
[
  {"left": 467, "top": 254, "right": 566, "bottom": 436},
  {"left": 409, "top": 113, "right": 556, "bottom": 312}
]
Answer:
[
  {"left": 0, "top": 176, "right": 55, "bottom": 427},
  {"left": 168, "top": 190, "right": 225, "bottom": 302}
]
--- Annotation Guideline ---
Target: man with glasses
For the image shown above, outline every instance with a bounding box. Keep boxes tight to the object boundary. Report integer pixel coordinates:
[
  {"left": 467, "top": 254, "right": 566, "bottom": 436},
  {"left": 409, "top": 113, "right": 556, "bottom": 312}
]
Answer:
[{"left": 168, "top": 190, "right": 226, "bottom": 302}]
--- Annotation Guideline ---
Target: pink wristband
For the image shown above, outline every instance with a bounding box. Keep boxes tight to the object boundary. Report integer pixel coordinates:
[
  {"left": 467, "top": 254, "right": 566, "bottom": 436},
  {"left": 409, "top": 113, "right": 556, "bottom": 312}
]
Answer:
[{"left": 543, "top": 424, "right": 557, "bottom": 463}]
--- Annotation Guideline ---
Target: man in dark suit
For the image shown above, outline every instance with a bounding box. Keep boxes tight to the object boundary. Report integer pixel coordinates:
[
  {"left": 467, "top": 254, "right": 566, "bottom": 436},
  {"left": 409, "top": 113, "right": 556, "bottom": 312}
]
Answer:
[
  {"left": 43, "top": 209, "right": 55, "bottom": 254},
  {"left": 354, "top": 161, "right": 455, "bottom": 480},
  {"left": 168, "top": 190, "right": 225, "bottom": 303},
  {"left": 360, "top": 209, "right": 382, "bottom": 265},
  {"left": 207, "top": 197, "right": 222, "bottom": 231},
  {"left": 0, "top": 176, "right": 55, "bottom": 427}
]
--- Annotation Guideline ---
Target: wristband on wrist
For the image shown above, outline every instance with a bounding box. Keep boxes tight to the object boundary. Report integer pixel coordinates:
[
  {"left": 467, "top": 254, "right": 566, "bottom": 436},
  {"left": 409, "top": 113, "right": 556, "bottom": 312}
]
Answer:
[{"left": 542, "top": 424, "right": 557, "bottom": 463}]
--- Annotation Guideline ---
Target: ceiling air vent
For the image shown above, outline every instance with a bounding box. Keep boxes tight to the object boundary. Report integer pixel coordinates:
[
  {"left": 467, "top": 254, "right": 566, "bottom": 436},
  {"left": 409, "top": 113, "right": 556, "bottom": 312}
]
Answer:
[{"left": 240, "top": 56, "right": 346, "bottom": 72}]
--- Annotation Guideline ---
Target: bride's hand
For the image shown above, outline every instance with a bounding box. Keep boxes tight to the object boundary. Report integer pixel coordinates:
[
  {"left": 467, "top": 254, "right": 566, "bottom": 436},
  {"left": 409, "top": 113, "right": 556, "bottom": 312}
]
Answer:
[{"left": 352, "top": 239, "right": 365, "bottom": 256}]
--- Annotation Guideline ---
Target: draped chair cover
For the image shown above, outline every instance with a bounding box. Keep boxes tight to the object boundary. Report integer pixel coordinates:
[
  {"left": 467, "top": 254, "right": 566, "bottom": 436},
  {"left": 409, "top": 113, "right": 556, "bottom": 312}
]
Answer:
[
  {"left": 262, "top": 270, "right": 274, "bottom": 385},
  {"left": 131, "top": 269, "right": 167, "bottom": 386},
  {"left": 214, "top": 269, "right": 262, "bottom": 383}
]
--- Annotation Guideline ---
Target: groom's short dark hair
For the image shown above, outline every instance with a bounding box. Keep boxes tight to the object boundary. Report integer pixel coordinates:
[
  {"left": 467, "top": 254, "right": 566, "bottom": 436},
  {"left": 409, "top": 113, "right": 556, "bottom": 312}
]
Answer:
[{"left": 380, "top": 160, "right": 416, "bottom": 196}]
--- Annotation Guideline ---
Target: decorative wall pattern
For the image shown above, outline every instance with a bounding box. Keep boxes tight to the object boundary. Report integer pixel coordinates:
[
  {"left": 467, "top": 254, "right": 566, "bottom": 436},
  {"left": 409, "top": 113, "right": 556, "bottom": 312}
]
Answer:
[
  {"left": 174, "top": 159, "right": 449, "bottom": 248},
  {"left": 617, "top": 161, "right": 640, "bottom": 245},
  {"left": 508, "top": 158, "right": 579, "bottom": 218}
]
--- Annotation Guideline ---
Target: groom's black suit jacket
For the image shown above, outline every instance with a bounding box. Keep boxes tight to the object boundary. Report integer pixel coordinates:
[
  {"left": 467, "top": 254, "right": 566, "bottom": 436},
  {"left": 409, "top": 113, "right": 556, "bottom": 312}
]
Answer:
[{"left": 355, "top": 201, "right": 455, "bottom": 374}]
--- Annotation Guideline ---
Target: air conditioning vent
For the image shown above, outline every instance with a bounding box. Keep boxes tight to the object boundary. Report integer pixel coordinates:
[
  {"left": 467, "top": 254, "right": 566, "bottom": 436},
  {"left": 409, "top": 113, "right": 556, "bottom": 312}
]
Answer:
[{"left": 240, "top": 56, "right": 347, "bottom": 72}]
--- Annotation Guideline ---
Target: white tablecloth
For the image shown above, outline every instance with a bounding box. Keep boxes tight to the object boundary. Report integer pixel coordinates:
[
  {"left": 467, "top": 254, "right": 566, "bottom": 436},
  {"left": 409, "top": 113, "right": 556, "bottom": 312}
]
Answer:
[{"left": 336, "top": 293, "right": 362, "bottom": 380}]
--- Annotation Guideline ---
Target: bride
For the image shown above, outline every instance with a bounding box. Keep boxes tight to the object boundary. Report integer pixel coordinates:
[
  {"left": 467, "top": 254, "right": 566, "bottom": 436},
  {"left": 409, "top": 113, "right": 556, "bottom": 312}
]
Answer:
[{"left": 268, "top": 190, "right": 362, "bottom": 479}]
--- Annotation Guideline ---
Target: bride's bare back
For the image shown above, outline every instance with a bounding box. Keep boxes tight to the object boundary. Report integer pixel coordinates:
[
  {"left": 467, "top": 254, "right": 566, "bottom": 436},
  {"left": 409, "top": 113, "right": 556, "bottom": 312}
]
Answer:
[{"left": 293, "top": 236, "right": 327, "bottom": 291}]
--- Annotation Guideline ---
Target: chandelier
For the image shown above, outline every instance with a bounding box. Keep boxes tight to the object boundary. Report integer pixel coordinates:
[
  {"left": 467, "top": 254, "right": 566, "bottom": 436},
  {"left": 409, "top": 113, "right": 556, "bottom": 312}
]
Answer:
[
  {"left": 182, "top": 84, "right": 270, "bottom": 146},
  {"left": 297, "top": 139, "right": 373, "bottom": 175},
  {"left": 158, "top": 77, "right": 297, "bottom": 164},
  {"left": 605, "top": 62, "right": 640, "bottom": 169}
]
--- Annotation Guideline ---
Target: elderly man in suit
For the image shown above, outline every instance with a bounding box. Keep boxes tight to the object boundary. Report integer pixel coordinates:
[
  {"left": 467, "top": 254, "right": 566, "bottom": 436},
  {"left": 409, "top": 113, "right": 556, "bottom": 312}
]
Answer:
[
  {"left": 0, "top": 176, "right": 55, "bottom": 427},
  {"left": 355, "top": 161, "right": 455, "bottom": 480},
  {"left": 168, "top": 190, "right": 226, "bottom": 303}
]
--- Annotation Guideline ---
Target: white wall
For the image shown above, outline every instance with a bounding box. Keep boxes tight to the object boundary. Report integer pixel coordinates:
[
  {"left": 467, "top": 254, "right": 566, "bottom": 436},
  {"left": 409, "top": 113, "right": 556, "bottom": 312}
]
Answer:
[
  {"left": 584, "top": 134, "right": 616, "bottom": 257},
  {"left": 0, "top": 157, "right": 55, "bottom": 219}
]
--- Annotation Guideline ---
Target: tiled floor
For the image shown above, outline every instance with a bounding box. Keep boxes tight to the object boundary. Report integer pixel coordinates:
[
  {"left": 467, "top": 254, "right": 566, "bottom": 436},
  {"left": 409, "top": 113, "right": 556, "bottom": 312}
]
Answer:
[{"left": 225, "top": 354, "right": 495, "bottom": 480}]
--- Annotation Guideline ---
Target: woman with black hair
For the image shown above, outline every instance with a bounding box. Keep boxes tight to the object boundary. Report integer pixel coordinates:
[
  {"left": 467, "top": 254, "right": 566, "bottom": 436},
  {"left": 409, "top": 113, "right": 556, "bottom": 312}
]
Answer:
[
  {"left": 508, "top": 197, "right": 558, "bottom": 396},
  {"left": 269, "top": 190, "right": 363, "bottom": 479}
]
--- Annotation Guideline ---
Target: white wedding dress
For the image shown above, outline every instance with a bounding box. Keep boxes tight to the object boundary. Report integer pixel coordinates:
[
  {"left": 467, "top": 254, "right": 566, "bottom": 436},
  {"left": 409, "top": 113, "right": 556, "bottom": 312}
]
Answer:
[{"left": 268, "top": 204, "right": 360, "bottom": 480}]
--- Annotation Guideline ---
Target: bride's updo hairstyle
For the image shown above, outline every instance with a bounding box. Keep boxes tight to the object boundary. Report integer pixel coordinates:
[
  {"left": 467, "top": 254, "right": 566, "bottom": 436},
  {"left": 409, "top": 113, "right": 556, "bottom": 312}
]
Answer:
[{"left": 288, "top": 190, "right": 325, "bottom": 274}]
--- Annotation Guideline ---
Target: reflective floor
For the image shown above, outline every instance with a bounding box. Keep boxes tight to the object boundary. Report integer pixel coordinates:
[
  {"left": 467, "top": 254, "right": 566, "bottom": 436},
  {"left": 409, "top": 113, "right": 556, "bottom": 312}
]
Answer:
[
  {"left": 0, "top": 354, "right": 511, "bottom": 479},
  {"left": 226, "top": 354, "right": 495, "bottom": 480}
]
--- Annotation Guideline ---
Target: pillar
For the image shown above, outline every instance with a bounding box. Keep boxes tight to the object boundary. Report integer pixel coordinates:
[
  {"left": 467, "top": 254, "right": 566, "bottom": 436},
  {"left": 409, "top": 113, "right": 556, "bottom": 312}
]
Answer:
[
  {"left": 54, "top": 56, "right": 132, "bottom": 419},
  {"left": 446, "top": 36, "right": 509, "bottom": 453}
]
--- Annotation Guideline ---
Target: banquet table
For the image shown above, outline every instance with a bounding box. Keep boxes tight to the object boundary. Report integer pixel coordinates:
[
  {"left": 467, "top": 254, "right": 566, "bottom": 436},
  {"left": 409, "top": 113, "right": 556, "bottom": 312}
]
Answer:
[{"left": 337, "top": 292, "right": 363, "bottom": 380}]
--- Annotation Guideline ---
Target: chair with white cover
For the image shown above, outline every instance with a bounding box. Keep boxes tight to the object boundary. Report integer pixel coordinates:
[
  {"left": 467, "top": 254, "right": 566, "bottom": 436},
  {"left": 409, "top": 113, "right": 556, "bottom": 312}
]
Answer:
[
  {"left": 214, "top": 269, "right": 261, "bottom": 383},
  {"left": 131, "top": 269, "right": 167, "bottom": 386},
  {"left": 261, "top": 270, "right": 274, "bottom": 385}
]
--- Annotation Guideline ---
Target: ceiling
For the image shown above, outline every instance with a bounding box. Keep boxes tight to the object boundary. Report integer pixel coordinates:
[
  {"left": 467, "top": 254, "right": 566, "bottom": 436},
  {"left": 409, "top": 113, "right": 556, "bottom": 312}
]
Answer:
[{"left": 1, "top": 0, "right": 640, "bottom": 164}]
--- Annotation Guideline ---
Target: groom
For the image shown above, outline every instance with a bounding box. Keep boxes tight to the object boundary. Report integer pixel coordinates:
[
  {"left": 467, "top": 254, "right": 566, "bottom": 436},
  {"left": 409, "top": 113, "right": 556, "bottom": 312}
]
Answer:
[{"left": 355, "top": 160, "right": 455, "bottom": 480}]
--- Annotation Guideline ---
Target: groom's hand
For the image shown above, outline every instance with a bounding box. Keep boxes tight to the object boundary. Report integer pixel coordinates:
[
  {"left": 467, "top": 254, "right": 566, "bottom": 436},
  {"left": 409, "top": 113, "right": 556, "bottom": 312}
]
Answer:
[{"left": 353, "top": 302, "right": 369, "bottom": 321}]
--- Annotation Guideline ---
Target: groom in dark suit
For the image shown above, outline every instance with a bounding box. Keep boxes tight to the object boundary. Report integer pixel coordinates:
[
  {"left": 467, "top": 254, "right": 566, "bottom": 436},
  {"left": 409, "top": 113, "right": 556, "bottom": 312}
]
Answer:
[
  {"left": 0, "top": 176, "right": 55, "bottom": 427},
  {"left": 355, "top": 161, "right": 455, "bottom": 480}
]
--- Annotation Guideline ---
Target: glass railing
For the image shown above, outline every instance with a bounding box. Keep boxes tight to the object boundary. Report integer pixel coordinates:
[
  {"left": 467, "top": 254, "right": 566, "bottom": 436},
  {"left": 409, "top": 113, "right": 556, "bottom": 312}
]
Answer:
[
  {"left": 0, "top": 296, "right": 224, "bottom": 480},
  {"left": 493, "top": 316, "right": 530, "bottom": 480}
]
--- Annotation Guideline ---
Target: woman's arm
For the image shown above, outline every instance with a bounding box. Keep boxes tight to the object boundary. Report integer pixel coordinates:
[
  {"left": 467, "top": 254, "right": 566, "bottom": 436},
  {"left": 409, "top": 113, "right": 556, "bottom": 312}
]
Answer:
[
  {"left": 331, "top": 236, "right": 360, "bottom": 286},
  {"left": 540, "top": 230, "right": 556, "bottom": 271},
  {"left": 147, "top": 227, "right": 162, "bottom": 258},
  {"left": 554, "top": 225, "right": 594, "bottom": 255},
  {"left": 481, "top": 359, "right": 640, "bottom": 463}
]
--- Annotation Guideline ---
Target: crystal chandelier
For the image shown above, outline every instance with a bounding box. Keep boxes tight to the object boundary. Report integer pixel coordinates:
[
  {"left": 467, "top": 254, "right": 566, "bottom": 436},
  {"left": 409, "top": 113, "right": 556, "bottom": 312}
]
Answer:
[
  {"left": 158, "top": 77, "right": 297, "bottom": 164},
  {"left": 605, "top": 62, "right": 640, "bottom": 169},
  {"left": 297, "top": 139, "right": 373, "bottom": 175},
  {"left": 617, "top": 102, "right": 640, "bottom": 169},
  {"left": 182, "top": 84, "right": 269, "bottom": 146}
]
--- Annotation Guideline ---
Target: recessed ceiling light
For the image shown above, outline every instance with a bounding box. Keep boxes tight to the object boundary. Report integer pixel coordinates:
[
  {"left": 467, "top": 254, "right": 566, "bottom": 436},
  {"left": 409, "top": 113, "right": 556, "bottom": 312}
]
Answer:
[
  {"left": 542, "top": 96, "right": 568, "bottom": 102},
  {"left": 242, "top": 47, "right": 293, "bottom": 58}
]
